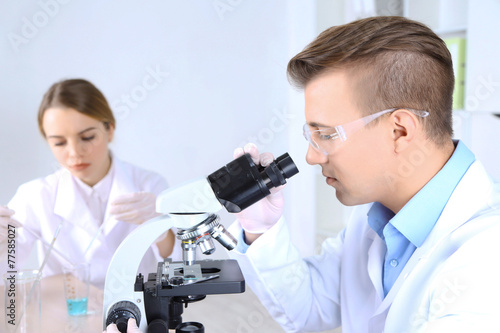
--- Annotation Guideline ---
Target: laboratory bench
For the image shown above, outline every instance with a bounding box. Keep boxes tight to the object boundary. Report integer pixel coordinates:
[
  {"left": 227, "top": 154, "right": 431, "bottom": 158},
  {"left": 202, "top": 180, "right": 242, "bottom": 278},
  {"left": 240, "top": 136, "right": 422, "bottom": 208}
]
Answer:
[{"left": 1, "top": 273, "right": 286, "bottom": 332}]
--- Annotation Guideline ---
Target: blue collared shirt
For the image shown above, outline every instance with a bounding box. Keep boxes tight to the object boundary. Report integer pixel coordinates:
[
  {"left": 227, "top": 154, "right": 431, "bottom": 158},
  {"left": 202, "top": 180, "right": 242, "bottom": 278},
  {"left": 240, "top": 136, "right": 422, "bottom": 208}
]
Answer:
[{"left": 368, "top": 140, "right": 475, "bottom": 296}]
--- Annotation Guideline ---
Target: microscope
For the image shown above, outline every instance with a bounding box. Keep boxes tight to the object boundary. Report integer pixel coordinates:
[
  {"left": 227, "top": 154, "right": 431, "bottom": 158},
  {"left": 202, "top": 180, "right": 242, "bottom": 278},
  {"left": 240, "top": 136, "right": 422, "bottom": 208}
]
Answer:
[{"left": 102, "top": 152, "right": 299, "bottom": 332}]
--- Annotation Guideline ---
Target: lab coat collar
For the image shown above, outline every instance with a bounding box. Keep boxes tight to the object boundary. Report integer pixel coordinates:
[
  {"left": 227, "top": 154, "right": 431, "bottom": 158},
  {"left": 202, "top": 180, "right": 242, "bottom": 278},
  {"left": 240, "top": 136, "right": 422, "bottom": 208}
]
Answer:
[
  {"left": 390, "top": 140, "right": 475, "bottom": 247},
  {"left": 53, "top": 156, "right": 137, "bottom": 239},
  {"left": 371, "top": 159, "right": 493, "bottom": 321},
  {"left": 73, "top": 164, "right": 114, "bottom": 205},
  {"left": 53, "top": 168, "right": 100, "bottom": 235}
]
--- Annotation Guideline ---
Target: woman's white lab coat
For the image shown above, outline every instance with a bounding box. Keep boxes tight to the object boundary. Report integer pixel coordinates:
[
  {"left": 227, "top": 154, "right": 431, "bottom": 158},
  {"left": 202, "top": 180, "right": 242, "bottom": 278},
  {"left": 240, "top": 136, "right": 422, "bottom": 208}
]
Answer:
[
  {"left": 5, "top": 157, "right": 171, "bottom": 289},
  {"left": 229, "top": 160, "right": 500, "bottom": 332}
]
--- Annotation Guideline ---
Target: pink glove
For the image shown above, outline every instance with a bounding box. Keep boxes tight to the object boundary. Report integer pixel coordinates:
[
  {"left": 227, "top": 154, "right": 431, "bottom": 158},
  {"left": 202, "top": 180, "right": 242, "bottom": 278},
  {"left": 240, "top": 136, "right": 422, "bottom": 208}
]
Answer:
[
  {"left": 109, "top": 192, "right": 159, "bottom": 225},
  {"left": 104, "top": 318, "right": 142, "bottom": 333},
  {"left": 233, "top": 143, "right": 285, "bottom": 234},
  {"left": 0, "top": 206, "right": 22, "bottom": 243}
]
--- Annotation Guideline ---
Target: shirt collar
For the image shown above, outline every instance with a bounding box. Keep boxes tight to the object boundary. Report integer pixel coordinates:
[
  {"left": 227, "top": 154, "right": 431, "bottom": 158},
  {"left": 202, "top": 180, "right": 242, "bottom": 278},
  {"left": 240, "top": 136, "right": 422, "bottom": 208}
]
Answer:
[
  {"left": 369, "top": 140, "right": 475, "bottom": 246},
  {"left": 368, "top": 202, "right": 394, "bottom": 240}
]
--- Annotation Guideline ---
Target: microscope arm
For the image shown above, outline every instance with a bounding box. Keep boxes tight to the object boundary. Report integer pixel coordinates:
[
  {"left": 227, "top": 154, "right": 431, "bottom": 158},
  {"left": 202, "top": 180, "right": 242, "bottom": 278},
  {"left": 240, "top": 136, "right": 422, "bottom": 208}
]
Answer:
[
  {"left": 102, "top": 211, "right": 215, "bottom": 331},
  {"left": 103, "top": 177, "right": 223, "bottom": 331},
  {"left": 102, "top": 154, "right": 299, "bottom": 331},
  {"left": 102, "top": 214, "right": 176, "bottom": 331}
]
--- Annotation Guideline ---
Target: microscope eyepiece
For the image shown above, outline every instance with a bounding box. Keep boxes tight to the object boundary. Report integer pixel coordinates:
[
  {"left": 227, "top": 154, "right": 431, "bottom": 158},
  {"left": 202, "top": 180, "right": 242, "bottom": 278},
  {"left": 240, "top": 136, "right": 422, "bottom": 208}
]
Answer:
[
  {"left": 275, "top": 153, "right": 300, "bottom": 179},
  {"left": 175, "top": 152, "right": 298, "bottom": 266},
  {"left": 207, "top": 152, "right": 299, "bottom": 213}
]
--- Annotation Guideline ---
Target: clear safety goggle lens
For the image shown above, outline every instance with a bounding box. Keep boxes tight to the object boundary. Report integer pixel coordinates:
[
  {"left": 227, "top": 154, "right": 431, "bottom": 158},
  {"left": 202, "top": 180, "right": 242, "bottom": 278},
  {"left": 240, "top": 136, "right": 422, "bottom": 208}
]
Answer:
[
  {"left": 303, "top": 108, "right": 429, "bottom": 156},
  {"left": 303, "top": 124, "right": 329, "bottom": 155}
]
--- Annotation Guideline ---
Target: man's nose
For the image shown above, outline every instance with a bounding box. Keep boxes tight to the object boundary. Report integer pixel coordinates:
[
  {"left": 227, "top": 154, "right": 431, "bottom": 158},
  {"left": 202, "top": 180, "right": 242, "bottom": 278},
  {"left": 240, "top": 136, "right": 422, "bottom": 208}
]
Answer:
[{"left": 306, "top": 145, "right": 327, "bottom": 165}]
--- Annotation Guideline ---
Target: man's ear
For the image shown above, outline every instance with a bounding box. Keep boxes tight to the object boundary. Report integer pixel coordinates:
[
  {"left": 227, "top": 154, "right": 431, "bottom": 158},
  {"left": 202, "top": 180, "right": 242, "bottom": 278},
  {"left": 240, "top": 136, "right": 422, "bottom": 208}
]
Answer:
[{"left": 390, "top": 109, "right": 419, "bottom": 153}]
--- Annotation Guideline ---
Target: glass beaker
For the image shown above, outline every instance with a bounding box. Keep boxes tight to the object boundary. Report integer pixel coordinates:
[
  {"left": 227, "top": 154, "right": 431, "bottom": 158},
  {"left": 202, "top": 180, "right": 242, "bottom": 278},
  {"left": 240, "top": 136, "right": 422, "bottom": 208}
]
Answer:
[
  {"left": 62, "top": 263, "right": 90, "bottom": 316},
  {"left": 3, "top": 269, "right": 41, "bottom": 333}
]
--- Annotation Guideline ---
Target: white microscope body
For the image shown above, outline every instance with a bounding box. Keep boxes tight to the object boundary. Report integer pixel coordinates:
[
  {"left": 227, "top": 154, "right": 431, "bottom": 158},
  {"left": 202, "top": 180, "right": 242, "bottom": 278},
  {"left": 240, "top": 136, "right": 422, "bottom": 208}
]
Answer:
[
  {"left": 102, "top": 177, "right": 224, "bottom": 331},
  {"left": 102, "top": 152, "right": 298, "bottom": 332}
]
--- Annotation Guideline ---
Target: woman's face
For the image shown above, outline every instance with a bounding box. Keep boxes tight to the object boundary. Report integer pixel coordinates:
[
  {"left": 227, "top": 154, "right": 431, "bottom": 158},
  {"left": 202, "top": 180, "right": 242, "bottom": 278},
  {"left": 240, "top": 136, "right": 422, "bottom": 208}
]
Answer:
[{"left": 42, "top": 107, "right": 114, "bottom": 186}]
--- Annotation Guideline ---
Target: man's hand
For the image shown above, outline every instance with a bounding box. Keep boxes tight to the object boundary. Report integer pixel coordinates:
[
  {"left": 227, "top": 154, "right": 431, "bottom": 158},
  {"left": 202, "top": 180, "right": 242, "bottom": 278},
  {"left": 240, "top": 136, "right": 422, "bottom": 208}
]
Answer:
[
  {"left": 103, "top": 318, "right": 142, "bottom": 333},
  {"left": 233, "top": 143, "right": 285, "bottom": 243}
]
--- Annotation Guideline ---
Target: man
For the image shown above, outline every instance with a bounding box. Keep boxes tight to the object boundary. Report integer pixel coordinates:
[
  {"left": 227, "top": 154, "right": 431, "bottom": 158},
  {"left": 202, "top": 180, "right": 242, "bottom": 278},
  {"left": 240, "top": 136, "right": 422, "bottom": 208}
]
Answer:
[{"left": 229, "top": 16, "right": 500, "bottom": 332}]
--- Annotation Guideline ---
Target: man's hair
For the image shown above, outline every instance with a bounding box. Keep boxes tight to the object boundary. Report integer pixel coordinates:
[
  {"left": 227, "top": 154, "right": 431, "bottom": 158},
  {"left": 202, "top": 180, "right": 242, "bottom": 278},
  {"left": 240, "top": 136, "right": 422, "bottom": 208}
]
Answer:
[{"left": 287, "top": 16, "right": 454, "bottom": 145}]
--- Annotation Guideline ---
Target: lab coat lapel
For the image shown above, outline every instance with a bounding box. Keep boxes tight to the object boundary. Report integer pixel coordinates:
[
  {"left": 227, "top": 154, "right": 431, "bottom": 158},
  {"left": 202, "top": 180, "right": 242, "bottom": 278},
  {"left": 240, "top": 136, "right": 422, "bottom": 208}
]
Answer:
[
  {"left": 53, "top": 168, "right": 99, "bottom": 236},
  {"left": 370, "top": 244, "right": 424, "bottom": 323},
  {"left": 368, "top": 230, "right": 452, "bottom": 328},
  {"left": 364, "top": 230, "right": 389, "bottom": 333},
  {"left": 385, "top": 162, "right": 495, "bottom": 332},
  {"left": 102, "top": 159, "right": 137, "bottom": 236},
  {"left": 370, "top": 197, "right": 480, "bottom": 322},
  {"left": 371, "top": 161, "right": 492, "bottom": 326},
  {"left": 366, "top": 230, "right": 385, "bottom": 301}
]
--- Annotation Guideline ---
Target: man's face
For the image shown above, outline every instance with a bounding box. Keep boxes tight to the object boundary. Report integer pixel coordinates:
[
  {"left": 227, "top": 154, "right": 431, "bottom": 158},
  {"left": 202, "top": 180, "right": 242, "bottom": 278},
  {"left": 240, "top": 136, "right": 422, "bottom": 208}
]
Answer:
[{"left": 304, "top": 70, "right": 394, "bottom": 206}]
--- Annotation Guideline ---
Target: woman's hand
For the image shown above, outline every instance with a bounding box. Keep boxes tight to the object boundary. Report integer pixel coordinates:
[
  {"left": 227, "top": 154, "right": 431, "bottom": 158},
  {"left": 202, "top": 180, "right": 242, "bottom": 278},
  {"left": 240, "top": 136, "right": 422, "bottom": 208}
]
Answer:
[
  {"left": 0, "top": 206, "right": 21, "bottom": 244},
  {"left": 109, "top": 192, "right": 159, "bottom": 224}
]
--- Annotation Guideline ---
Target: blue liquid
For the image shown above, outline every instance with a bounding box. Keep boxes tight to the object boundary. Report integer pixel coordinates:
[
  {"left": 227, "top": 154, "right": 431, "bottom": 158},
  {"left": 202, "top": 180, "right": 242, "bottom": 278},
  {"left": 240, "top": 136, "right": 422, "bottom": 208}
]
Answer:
[{"left": 66, "top": 297, "right": 88, "bottom": 316}]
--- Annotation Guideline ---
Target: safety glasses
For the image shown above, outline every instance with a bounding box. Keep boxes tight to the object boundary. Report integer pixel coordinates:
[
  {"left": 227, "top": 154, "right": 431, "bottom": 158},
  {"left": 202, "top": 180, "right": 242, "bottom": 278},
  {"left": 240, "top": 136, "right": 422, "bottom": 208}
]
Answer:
[{"left": 303, "top": 108, "right": 429, "bottom": 155}]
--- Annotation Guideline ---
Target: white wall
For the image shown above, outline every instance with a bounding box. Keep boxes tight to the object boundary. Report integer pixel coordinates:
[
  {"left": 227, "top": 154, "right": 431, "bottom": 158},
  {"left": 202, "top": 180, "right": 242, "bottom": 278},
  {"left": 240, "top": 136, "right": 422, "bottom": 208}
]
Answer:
[
  {"left": 0, "top": 1, "right": 318, "bottom": 254},
  {"left": 3, "top": 1, "right": 496, "bottom": 261}
]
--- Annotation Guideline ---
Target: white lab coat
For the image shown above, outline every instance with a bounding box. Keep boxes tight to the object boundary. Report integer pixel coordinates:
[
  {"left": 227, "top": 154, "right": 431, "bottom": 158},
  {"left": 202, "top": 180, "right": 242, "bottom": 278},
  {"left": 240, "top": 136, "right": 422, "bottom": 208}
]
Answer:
[
  {"left": 3, "top": 157, "right": 175, "bottom": 289},
  {"left": 229, "top": 160, "right": 500, "bottom": 332}
]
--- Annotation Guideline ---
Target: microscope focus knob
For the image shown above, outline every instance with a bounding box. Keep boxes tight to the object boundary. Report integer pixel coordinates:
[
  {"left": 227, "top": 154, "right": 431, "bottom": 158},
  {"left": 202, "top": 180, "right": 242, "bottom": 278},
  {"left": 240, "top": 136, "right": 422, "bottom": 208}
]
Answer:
[
  {"left": 148, "top": 319, "right": 169, "bottom": 333},
  {"left": 106, "top": 301, "right": 141, "bottom": 333}
]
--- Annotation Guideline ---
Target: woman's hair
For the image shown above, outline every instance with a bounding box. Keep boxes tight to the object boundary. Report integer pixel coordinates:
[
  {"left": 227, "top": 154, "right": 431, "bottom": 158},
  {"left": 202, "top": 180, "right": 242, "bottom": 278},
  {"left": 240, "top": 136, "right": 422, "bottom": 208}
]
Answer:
[
  {"left": 38, "top": 79, "right": 116, "bottom": 137},
  {"left": 287, "top": 16, "right": 454, "bottom": 145}
]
